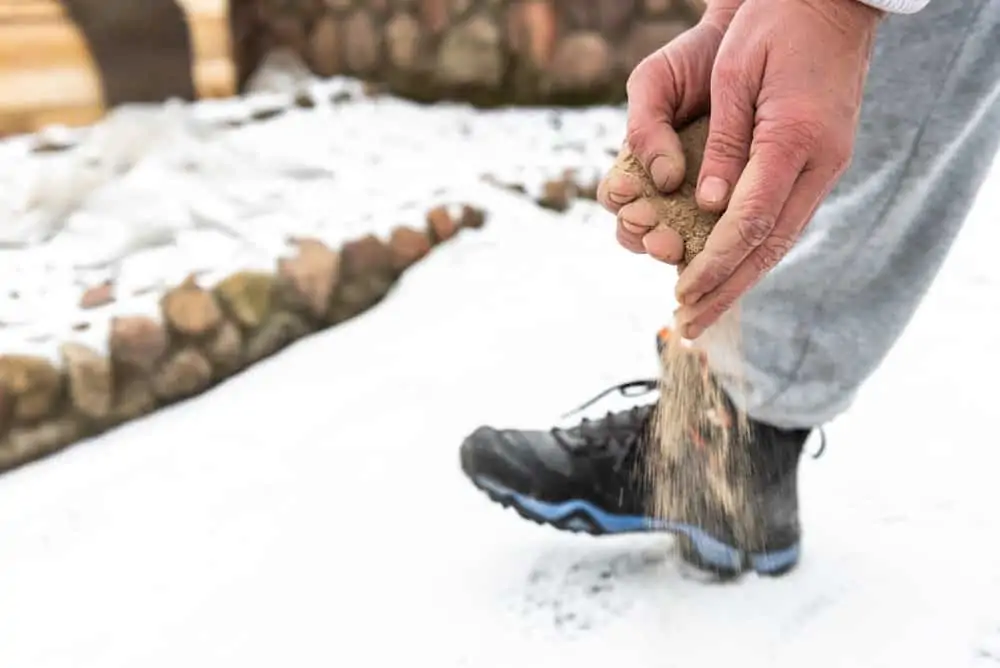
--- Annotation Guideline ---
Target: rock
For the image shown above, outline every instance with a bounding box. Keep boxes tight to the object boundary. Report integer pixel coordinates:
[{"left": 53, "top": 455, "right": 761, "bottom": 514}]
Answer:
[
  {"left": 294, "top": 88, "right": 317, "bottom": 108},
  {"left": 386, "top": 13, "right": 421, "bottom": 70},
  {"left": 538, "top": 178, "right": 576, "bottom": 211},
  {"left": 427, "top": 205, "right": 459, "bottom": 243},
  {"left": 161, "top": 276, "right": 224, "bottom": 338},
  {"left": 622, "top": 21, "right": 689, "bottom": 73},
  {"left": 389, "top": 226, "right": 432, "bottom": 272},
  {"left": 60, "top": 343, "right": 113, "bottom": 421},
  {"left": 435, "top": 14, "right": 503, "bottom": 88},
  {"left": 245, "top": 312, "right": 311, "bottom": 363},
  {"left": 0, "top": 385, "right": 10, "bottom": 437},
  {"left": 276, "top": 238, "right": 341, "bottom": 320},
  {"left": 110, "top": 374, "right": 157, "bottom": 424},
  {"left": 344, "top": 9, "right": 380, "bottom": 74},
  {"left": 549, "top": 32, "right": 612, "bottom": 92},
  {"left": 328, "top": 235, "right": 398, "bottom": 323},
  {"left": 213, "top": 271, "right": 277, "bottom": 330},
  {"left": 507, "top": 0, "right": 556, "bottom": 69},
  {"left": 150, "top": 348, "right": 213, "bottom": 402},
  {"left": 459, "top": 204, "right": 487, "bottom": 229},
  {"left": 0, "top": 356, "right": 64, "bottom": 424},
  {"left": 205, "top": 319, "right": 244, "bottom": 378},
  {"left": 309, "top": 14, "right": 341, "bottom": 77},
  {"left": 420, "top": 0, "right": 449, "bottom": 34},
  {"left": 109, "top": 316, "right": 169, "bottom": 371},
  {"left": 79, "top": 280, "right": 114, "bottom": 309},
  {"left": 643, "top": 0, "right": 676, "bottom": 14},
  {"left": 0, "top": 416, "right": 83, "bottom": 473}
]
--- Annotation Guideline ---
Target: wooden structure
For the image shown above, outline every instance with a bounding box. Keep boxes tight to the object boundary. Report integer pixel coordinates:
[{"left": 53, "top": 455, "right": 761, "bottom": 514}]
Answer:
[{"left": 0, "top": 0, "right": 236, "bottom": 136}]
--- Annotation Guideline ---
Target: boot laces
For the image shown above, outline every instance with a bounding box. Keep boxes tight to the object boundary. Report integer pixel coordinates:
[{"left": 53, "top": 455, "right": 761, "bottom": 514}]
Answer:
[{"left": 550, "top": 380, "right": 659, "bottom": 460}]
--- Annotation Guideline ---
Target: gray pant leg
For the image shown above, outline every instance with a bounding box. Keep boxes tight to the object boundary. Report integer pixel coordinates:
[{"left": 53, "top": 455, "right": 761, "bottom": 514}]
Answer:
[{"left": 711, "top": 0, "right": 1000, "bottom": 429}]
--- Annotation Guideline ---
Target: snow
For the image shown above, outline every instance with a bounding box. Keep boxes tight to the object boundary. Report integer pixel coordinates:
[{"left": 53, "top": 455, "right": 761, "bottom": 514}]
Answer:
[{"left": 0, "top": 83, "right": 999, "bottom": 666}]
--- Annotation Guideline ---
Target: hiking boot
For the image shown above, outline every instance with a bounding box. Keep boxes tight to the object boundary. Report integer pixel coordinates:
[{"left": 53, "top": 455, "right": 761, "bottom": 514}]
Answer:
[{"left": 459, "top": 331, "right": 816, "bottom": 578}]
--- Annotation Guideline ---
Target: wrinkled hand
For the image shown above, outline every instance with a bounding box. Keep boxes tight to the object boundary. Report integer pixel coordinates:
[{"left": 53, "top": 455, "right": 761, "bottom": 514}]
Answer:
[{"left": 600, "top": 0, "right": 882, "bottom": 339}]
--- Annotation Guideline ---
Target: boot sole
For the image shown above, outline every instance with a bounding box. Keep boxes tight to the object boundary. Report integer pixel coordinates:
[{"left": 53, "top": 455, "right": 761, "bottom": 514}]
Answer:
[{"left": 469, "top": 474, "right": 799, "bottom": 578}]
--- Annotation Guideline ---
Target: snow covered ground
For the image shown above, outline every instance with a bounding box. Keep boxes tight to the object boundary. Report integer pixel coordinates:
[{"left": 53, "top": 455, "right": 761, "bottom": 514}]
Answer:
[{"left": 0, "top": 82, "right": 998, "bottom": 667}]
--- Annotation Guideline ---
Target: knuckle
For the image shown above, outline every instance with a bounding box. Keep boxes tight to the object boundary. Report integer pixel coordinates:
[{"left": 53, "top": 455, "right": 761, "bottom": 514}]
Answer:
[
  {"left": 748, "top": 235, "right": 795, "bottom": 274},
  {"left": 762, "top": 117, "right": 826, "bottom": 160},
  {"left": 704, "top": 128, "right": 748, "bottom": 163},
  {"left": 735, "top": 214, "right": 775, "bottom": 250}
]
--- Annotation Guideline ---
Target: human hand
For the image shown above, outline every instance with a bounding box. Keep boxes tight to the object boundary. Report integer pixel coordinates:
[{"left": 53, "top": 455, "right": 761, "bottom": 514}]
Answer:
[
  {"left": 598, "top": 0, "right": 742, "bottom": 265},
  {"left": 673, "top": 0, "right": 882, "bottom": 339},
  {"left": 599, "top": 0, "right": 882, "bottom": 340}
]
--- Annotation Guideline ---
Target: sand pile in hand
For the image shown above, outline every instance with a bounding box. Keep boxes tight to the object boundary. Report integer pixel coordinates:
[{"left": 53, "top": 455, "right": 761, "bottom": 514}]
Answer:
[{"left": 613, "top": 119, "right": 759, "bottom": 546}]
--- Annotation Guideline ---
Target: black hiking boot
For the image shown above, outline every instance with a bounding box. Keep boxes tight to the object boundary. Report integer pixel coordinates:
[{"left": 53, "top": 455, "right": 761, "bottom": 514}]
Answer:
[{"left": 459, "top": 330, "right": 817, "bottom": 578}]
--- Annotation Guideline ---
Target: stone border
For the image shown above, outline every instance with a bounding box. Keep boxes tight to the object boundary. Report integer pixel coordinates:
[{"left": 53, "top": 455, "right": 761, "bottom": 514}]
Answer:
[
  {"left": 0, "top": 203, "right": 486, "bottom": 474},
  {"left": 233, "top": 0, "right": 705, "bottom": 106}
]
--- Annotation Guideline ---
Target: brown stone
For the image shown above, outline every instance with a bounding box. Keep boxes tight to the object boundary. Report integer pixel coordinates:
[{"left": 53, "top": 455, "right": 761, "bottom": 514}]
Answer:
[
  {"left": 555, "top": 0, "right": 639, "bottom": 36},
  {"left": 150, "top": 348, "right": 213, "bottom": 402},
  {"left": 328, "top": 235, "right": 399, "bottom": 322},
  {"left": 420, "top": 0, "right": 449, "bottom": 33},
  {"left": 549, "top": 32, "right": 612, "bottom": 92},
  {"left": 110, "top": 374, "right": 157, "bottom": 424},
  {"left": 389, "top": 226, "right": 433, "bottom": 271},
  {"left": 622, "top": 21, "right": 689, "bottom": 74},
  {"left": 60, "top": 343, "right": 113, "bottom": 421},
  {"left": 0, "top": 385, "right": 10, "bottom": 437},
  {"left": 0, "top": 416, "right": 83, "bottom": 472},
  {"left": 267, "top": 14, "right": 308, "bottom": 53},
  {"left": 538, "top": 178, "right": 576, "bottom": 212},
  {"left": 386, "top": 13, "right": 422, "bottom": 70},
  {"left": 245, "top": 312, "right": 312, "bottom": 363},
  {"left": 109, "top": 316, "right": 170, "bottom": 371},
  {"left": 79, "top": 281, "right": 114, "bottom": 309},
  {"left": 507, "top": 0, "right": 557, "bottom": 69},
  {"left": 435, "top": 14, "right": 503, "bottom": 88},
  {"left": 344, "top": 9, "right": 380, "bottom": 74},
  {"left": 213, "top": 272, "right": 277, "bottom": 330},
  {"left": 277, "top": 238, "right": 341, "bottom": 320},
  {"left": 0, "top": 356, "right": 64, "bottom": 424},
  {"left": 643, "top": 0, "right": 676, "bottom": 15},
  {"left": 427, "top": 205, "right": 459, "bottom": 243},
  {"left": 309, "top": 14, "right": 341, "bottom": 77},
  {"left": 459, "top": 204, "right": 487, "bottom": 229},
  {"left": 205, "top": 319, "right": 244, "bottom": 378},
  {"left": 161, "top": 276, "right": 223, "bottom": 338},
  {"left": 616, "top": 117, "right": 717, "bottom": 263}
]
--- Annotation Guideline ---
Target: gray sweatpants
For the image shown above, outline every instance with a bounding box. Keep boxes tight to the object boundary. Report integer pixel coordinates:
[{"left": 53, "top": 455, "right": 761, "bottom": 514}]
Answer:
[{"left": 711, "top": 0, "right": 1000, "bottom": 429}]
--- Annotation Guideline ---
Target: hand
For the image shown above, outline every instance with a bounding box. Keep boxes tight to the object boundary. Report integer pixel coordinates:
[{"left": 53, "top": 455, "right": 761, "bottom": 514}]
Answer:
[
  {"left": 675, "top": 0, "right": 882, "bottom": 339},
  {"left": 597, "top": 1, "right": 743, "bottom": 263}
]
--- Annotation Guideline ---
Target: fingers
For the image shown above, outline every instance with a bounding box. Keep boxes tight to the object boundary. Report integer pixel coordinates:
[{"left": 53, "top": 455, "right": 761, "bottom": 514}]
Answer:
[
  {"left": 696, "top": 51, "right": 761, "bottom": 212},
  {"left": 626, "top": 56, "right": 687, "bottom": 193},
  {"left": 624, "top": 25, "right": 719, "bottom": 192},
  {"left": 597, "top": 151, "right": 644, "bottom": 214},
  {"left": 615, "top": 198, "right": 686, "bottom": 263},
  {"left": 675, "top": 128, "right": 813, "bottom": 306},
  {"left": 675, "top": 164, "right": 834, "bottom": 338}
]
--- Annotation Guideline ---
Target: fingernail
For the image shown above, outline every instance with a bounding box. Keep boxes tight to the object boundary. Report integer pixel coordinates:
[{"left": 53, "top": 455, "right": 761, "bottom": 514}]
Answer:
[
  {"left": 681, "top": 322, "right": 703, "bottom": 340},
  {"left": 699, "top": 176, "right": 729, "bottom": 205},
  {"left": 650, "top": 155, "right": 680, "bottom": 191}
]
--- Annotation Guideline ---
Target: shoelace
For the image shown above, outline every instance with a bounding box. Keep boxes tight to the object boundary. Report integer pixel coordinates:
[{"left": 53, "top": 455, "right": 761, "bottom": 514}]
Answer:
[
  {"left": 558, "top": 379, "right": 659, "bottom": 419},
  {"left": 556, "top": 378, "right": 829, "bottom": 460}
]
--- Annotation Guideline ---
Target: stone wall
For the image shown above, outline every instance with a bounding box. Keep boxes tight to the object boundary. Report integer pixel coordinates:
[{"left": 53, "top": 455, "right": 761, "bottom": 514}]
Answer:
[
  {"left": 233, "top": 0, "right": 705, "bottom": 105},
  {"left": 0, "top": 202, "right": 486, "bottom": 474}
]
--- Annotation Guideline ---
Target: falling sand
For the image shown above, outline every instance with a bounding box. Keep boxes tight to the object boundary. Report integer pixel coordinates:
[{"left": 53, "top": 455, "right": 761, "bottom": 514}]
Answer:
[{"left": 612, "top": 118, "right": 763, "bottom": 549}]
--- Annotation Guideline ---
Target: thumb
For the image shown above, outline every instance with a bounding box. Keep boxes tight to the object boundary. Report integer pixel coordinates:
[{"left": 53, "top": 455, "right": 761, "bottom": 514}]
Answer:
[
  {"left": 625, "top": 25, "right": 719, "bottom": 193},
  {"left": 696, "top": 48, "right": 762, "bottom": 212}
]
